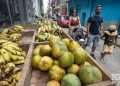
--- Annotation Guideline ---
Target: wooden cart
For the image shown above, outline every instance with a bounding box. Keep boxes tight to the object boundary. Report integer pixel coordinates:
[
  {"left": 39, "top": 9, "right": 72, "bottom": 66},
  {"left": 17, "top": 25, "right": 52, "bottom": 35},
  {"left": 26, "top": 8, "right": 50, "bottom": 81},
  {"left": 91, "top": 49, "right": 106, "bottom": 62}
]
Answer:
[
  {"left": 17, "top": 29, "right": 116, "bottom": 86},
  {"left": 18, "top": 45, "right": 116, "bottom": 86}
]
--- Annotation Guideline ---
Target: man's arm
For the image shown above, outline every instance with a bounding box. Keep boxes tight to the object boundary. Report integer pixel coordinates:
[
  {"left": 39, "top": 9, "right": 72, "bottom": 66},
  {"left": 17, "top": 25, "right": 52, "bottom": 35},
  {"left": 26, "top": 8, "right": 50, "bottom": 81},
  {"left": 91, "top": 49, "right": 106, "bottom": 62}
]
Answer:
[
  {"left": 87, "top": 17, "right": 92, "bottom": 34},
  {"left": 105, "top": 31, "right": 117, "bottom": 36},
  {"left": 100, "top": 17, "right": 104, "bottom": 35},
  {"left": 87, "top": 23, "right": 91, "bottom": 34},
  {"left": 69, "top": 17, "right": 72, "bottom": 29},
  {"left": 111, "top": 31, "right": 118, "bottom": 36},
  {"left": 78, "top": 17, "right": 81, "bottom": 28},
  {"left": 100, "top": 23, "right": 104, "bottom": 32}
]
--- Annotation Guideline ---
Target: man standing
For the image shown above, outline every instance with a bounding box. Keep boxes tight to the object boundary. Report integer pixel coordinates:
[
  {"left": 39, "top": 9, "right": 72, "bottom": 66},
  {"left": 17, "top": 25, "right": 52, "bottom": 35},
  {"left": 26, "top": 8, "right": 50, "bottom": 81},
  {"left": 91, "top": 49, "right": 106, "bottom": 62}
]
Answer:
[{"left": 85, "top": 5, "right": 103, "bottom": 58}]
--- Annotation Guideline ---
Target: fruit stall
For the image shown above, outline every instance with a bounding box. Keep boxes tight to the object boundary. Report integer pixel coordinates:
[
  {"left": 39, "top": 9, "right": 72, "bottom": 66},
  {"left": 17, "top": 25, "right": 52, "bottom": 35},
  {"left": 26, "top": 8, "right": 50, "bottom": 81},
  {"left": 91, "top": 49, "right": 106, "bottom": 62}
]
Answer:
[{"left": 0, "top": 19, "right": 116, "bottom": 86}]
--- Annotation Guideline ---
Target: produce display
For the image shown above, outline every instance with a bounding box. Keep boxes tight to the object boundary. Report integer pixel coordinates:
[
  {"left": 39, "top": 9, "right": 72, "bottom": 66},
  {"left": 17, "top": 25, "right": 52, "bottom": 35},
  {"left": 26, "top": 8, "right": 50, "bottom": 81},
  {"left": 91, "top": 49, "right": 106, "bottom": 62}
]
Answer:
[
  {"left": 0, "top": 39, "right": 26, "bottom": 64},
  {"left": 0, "top": 25, "right": 24, "bottom": 43},
  {"left": 32, "top": 36, "right": 103, "bottom": 86},
  {"left": 35, "top": 20, "right": 66, "bottom": 42},
  {"left": 0, "top": 63, "right": 21, "bottom": 86},
  {"left": 0, "top": 39, "right": 26, "bottom": 86}
]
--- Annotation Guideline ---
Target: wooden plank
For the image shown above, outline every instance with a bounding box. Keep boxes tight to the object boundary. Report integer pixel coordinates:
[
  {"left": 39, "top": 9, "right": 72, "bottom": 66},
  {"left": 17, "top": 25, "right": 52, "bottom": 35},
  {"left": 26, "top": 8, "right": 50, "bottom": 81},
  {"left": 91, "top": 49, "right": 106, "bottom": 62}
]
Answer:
[
  {"left": 17, "top": 44, "right": 34, "bottom": 86},
  {"left": 62, "top": 29, "right": 73, "bottom": 40},
  {"left": 87, "top": 80, "right": 116, "bottom": 86},
  {"left": 19, "top": 30, "right": 35, "bottom": 45}
]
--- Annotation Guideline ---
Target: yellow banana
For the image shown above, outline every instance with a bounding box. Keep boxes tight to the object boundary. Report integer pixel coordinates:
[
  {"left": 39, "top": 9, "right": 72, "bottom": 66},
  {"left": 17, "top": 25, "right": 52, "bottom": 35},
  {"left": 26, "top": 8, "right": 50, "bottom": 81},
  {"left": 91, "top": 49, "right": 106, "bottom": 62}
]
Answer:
[
  {"left": 21, "top": 51, "right": 26, "bottom": 57},
  {"left": 15, "top": 51, "right": 22, "bottom": 56},
  {"left": 13, "top": 60, "right": 24, "bottom": 65},
  {"left": 5, "top": 63, "right": 15, "bottom": 73},
  {"left": 0, "top": 55, "right": 5, "bottom": 64},
  {"left": 2, "top": 28, "right": 9, "bottom": 34},
  {"left": 10, "top": 54, "right": 24, "bottom": 61},
  {"left": 14, "top": 25, "right": 24, "bottom": 29},
  {"left": 17, "top": 56, "right": 24, "bottom": 60},
  {"left": 2, "top": 41, "right": 18, "bottom": 47},
  {"left": 0, "top": 39, "right": 8, "bottom": 44},
  {"left": 9, "top": 54, "right": 19, "bottom": 61},
  {"left": 0, "top": 49, "right": 11, "bottom": 62},
  {"left": 4, "top": 44, "right": 21, "bottom": 52},
  {"left": 14, "top": 72, "right": 21, "bottom": 81},
  {"left": 3, "top": 46, "right": 17, "bottom": 55},
  {"left": 0, "top": 81, "right": 10, "bottom": 86}
]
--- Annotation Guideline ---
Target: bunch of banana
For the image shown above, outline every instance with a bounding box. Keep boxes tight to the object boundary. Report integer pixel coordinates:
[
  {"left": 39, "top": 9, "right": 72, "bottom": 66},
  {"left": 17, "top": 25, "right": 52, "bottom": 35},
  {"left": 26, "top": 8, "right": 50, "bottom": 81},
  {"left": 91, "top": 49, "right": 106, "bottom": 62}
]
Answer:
[
  {"left": 0, "top": 40, "right": 26, "bottom": 65},
  {"left": 9, "top": 25, "right": 24, "bottom": 34},
  {"left": 37, "top": 20, "right": 59, "bottom": 34},
  {"left": 9, "top": 33, "right": 22, "bottom": 43},
  {"left": 35, "top": 33, "right": 51, "bottom": 42},
  {"left": 1, "top": 28, "right": 9, "bottom": 34},
  {"left": 1, "top": 25, "right": 24, "bottom": 35},
  {"left": 0, "top": 63, "right": 21, "bottom": 86},
  {"left": 36, "top": 29, "right": 65, "bottom": 42},
  {"left": 0, "top": 33, "right": 9, "bottom": 40}
]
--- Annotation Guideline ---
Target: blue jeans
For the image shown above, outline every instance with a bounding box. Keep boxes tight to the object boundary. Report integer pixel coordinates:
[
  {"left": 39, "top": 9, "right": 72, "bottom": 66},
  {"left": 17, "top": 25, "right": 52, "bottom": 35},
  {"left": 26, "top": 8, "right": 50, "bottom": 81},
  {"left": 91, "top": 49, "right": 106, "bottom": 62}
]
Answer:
[{"left": 86, "top": 34, "right": 100, "bottom": 48}]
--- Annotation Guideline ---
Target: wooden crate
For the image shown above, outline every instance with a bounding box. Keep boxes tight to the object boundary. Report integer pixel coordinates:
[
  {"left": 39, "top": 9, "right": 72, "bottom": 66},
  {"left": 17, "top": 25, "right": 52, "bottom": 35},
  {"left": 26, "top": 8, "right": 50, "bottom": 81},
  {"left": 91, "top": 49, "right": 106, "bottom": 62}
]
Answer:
[
  {"left": 19, "top": 30, "right": 35, "bottom": 45},
  {"left": 16, "top": 44, "right": 30, "bottom": 68},
  {"left": 12, "top": 44, "right": 31, "bottom": 85},
  {"left": 18, "top": 42, "right": 116, "bottom": 86}
]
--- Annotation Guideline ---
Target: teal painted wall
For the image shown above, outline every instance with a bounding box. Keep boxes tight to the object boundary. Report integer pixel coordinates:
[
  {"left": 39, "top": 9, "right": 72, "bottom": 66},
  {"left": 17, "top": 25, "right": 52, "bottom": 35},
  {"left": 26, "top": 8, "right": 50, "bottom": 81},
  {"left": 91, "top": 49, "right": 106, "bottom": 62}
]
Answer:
[{"left": 69, "top": 0, "right": 120, "bottom": 25}]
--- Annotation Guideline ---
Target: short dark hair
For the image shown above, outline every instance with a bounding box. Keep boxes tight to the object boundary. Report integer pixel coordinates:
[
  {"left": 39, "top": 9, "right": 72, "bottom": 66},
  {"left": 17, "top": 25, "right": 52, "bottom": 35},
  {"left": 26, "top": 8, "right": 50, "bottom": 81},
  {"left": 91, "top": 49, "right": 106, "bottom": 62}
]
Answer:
[
  {"left": 69, "top": 8, "right": 78, "bottom": 16},
  {"left": 96, "top": 5, "right": 102, "bottom": 10}
]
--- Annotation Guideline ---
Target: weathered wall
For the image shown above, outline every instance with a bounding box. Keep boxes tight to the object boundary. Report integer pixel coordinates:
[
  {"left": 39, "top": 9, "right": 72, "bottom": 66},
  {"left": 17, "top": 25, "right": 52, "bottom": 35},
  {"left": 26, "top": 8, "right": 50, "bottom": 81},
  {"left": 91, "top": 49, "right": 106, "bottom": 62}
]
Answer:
[{"left": 69, "top": 0, "right": 120, "bottom": 25}]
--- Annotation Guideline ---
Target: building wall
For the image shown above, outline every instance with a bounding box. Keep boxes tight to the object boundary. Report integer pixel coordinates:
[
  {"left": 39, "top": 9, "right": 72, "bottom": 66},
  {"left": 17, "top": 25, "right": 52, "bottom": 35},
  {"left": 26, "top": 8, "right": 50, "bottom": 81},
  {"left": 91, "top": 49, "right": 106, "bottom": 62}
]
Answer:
[{"left": 69, "top": 0, "right": 120, "bottom": 25}]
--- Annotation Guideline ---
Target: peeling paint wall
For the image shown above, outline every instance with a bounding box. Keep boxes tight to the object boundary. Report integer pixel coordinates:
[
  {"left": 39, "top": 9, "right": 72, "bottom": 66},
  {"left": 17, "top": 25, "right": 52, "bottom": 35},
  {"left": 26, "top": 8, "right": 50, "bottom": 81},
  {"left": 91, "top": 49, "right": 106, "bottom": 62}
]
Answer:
[{"left": 69, "top": 0, "right": 120, "bottom": 25}]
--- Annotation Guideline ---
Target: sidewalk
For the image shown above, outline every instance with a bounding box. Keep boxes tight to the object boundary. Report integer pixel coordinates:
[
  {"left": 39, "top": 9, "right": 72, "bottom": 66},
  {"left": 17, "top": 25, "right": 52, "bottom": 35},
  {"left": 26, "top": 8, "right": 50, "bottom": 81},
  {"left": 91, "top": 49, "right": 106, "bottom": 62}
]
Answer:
[{"left": 116, "top": 38, "right": 120, "bottom": 47}]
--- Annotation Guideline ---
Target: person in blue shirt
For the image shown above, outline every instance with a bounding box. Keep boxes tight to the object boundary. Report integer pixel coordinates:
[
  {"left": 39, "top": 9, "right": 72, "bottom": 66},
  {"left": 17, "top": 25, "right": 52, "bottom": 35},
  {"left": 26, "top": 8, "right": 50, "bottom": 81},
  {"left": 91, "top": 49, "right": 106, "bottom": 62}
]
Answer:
[{"left": 85, "top": 5, "right": 103, "bottom": 58}]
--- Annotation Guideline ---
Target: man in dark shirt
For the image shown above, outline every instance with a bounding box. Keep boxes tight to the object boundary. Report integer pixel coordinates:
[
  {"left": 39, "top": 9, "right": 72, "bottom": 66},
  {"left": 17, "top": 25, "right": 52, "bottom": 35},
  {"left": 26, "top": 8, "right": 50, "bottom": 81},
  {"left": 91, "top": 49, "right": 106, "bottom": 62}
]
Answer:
[{"left": 85, "top": 5, "right": 103, "bottom": 58}]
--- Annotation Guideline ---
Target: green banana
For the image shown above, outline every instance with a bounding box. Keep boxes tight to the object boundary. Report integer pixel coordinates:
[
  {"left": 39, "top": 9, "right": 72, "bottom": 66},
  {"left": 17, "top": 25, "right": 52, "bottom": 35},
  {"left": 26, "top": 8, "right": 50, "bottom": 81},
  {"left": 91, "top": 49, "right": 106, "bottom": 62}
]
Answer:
[{"left": 0, "top": 49, "right": 11, "bottom": 62}]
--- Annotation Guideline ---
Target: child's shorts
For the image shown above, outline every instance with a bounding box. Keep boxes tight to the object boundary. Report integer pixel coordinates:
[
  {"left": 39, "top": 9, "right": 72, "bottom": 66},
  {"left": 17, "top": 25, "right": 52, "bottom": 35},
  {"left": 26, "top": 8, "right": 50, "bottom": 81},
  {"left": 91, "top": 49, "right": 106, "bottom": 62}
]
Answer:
[{"left": 103, "top": 44, "right": 113, "bottom": 54}]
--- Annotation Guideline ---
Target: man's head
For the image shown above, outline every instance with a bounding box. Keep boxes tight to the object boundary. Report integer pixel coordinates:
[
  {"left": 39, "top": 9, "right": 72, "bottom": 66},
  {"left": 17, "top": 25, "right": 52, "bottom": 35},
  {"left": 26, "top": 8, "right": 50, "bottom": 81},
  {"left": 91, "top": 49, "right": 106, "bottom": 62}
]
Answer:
[{"left": 95, "top": 5, "right": 102, "bottom": 15}]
